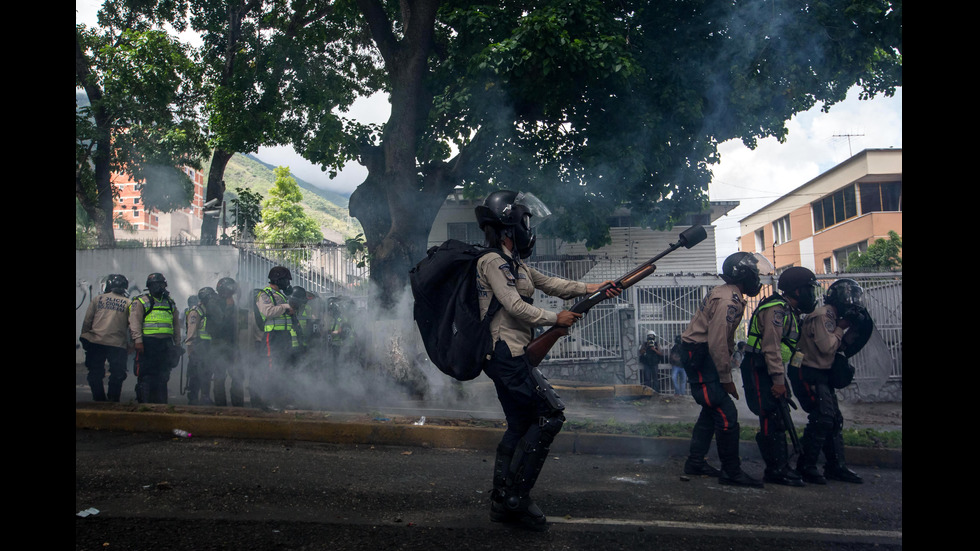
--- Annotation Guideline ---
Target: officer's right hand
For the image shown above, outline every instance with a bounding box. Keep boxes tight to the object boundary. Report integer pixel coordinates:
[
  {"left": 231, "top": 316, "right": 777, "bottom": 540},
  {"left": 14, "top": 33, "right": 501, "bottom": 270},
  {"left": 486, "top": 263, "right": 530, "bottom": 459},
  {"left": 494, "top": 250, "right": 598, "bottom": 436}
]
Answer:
[
  {"left": 771, "top": 384, "right": 787, "bottom": 399},
  {"left": 134, "top": 341, "right": 144, "bottom": 354},
  {"left": 723, "top": 381, "right": 740, "bottom": 400},
  {"left": 556, "top": 310, "right": 583, "bottom": 327}
]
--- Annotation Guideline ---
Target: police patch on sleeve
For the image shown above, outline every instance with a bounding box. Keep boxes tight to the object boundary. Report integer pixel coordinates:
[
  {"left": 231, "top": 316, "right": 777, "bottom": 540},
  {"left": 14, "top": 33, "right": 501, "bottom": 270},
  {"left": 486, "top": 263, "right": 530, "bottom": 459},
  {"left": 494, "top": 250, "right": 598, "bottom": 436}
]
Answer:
[
  {"left": 726, "top": 304, "right": 739, "bottom": 323},
  {"left": 824, "top": 310, "right": 837, "bottom": 332},
  {"left": 498, "top": 263, "right": 517, "bottom": 286},
  {"left": 772, "top": 310, "right": 785, "bottom": 328}
]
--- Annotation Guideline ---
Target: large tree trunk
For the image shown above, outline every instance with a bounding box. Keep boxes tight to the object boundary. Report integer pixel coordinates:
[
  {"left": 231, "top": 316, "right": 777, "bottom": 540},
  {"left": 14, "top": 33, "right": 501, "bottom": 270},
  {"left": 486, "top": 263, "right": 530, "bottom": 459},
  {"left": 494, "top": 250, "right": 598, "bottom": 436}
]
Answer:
[{"left": 200, "top": 149, "right": 234, "bottom": 244}]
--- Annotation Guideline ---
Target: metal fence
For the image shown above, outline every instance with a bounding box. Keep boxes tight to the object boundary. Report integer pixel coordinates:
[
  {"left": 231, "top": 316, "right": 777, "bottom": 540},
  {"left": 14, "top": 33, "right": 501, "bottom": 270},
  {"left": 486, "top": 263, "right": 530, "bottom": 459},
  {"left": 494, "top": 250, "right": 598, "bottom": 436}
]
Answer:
[
  {"left": 230, "top": 244, "right": 902, "bottom": 385},
  {"left": 526, "top": 258, "right": 903, "bottom": 385},
  {"left": 236, "top": 242, "right": 371, "bottom": 306}
]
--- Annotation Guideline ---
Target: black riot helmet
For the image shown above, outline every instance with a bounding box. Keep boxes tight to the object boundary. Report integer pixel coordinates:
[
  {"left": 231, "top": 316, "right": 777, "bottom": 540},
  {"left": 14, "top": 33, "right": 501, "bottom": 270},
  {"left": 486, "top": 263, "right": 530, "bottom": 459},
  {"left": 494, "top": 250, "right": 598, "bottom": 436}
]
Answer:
[
  {"left": 197, "top": 287, "right": 218, "bottom": 306},
  {"left": 146, "top": 273, "right": 169, "bottom": 298},
  {"left": 778, "top": 266, "right": 820, "bottom": 314},
  {"left": 720, "top": 252, "right": 771, "bottom": 297},
  {"left": 216, "top": 277, "right": 238, "bottom": 299},
  {"left": 824, "top": 278, "right": 865, "bottom": 317},
  {"left": 474, "top": 190, "right": 551, "bottom": 259},
  {"left": 288, "top": 286, "right": 308, "bottom": 310},
  {"left": 104, "top": 274, "right": 129, "bottom": 296},
  {"left": 268, "top": 266, "right": 293, "bottom": 294}
]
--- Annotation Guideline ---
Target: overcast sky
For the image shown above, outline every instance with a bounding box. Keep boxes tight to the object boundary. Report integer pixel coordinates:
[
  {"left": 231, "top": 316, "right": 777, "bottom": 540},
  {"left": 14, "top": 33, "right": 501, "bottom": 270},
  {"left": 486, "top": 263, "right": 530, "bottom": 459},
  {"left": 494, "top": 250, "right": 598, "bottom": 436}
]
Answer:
[{"left": 78, "top": 0, "right": 902, "bottom": 268}]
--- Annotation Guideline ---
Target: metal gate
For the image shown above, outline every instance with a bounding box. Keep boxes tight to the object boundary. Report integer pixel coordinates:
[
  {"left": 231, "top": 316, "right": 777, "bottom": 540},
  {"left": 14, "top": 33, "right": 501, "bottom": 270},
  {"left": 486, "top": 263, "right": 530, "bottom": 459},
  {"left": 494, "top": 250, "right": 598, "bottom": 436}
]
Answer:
[
  {"left": 527, "top": 258, "right": 902, "bottom": 388},
  {"left": 237, "top": 243, "right": 370, "bottom": 305}
]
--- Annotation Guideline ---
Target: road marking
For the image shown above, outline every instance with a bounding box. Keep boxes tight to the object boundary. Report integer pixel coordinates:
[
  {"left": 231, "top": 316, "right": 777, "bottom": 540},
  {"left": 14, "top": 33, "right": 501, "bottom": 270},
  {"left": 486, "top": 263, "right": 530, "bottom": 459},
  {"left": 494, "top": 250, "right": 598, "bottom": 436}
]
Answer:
[{"left": 549, "top": 517, "right": 901, "bottom": 540}]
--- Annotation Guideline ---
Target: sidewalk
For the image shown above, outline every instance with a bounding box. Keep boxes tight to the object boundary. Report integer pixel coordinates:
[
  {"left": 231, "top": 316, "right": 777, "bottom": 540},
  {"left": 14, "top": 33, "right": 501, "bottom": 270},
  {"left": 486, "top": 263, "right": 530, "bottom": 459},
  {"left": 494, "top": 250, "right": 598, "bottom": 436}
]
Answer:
[{"left": 75, "top": 373, "right": 901, "bottom": 469}]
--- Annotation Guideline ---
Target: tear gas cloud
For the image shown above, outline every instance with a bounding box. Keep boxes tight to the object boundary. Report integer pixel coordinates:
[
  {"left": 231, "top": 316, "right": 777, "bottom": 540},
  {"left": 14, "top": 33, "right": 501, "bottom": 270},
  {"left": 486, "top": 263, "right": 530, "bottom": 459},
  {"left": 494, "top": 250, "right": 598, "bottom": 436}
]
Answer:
[{"left": 238, "top": 280, "right": 501, "bottom": 415}]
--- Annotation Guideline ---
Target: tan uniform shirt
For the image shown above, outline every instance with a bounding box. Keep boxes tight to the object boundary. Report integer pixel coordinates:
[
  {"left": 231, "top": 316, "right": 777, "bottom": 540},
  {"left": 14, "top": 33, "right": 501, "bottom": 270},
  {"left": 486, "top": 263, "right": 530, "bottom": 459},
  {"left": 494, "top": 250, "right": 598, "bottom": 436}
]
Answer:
[
  {"left": 476, "top": 247, "right": 588, "bottom": 357},
  {"left": 681, "top": 283, "right": 746, "bottom": 383},
  {"left": 79, "top": 292, "right": 131, "bottom": 349},
  {"left": 128, "top": 295, "right": 181, "bottom": 345},
  {"left": 184, "top": 306, "right": 206, "bottom": 353},
  {"left": 256, "top": 287, "right": 292, "bottom": 330},
  {"left": 797, "top": 304, "right": 844, "bottom": 370},
  {"left": 754, "top": 301, "right": 795, "bottom": 386}
]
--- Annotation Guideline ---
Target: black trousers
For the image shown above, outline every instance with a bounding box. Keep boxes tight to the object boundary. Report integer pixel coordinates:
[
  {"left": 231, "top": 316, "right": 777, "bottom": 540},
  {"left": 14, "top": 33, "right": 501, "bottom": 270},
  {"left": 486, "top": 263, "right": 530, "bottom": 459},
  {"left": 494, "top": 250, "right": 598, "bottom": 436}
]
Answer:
[
  {"left": 84, "top": 342, "right": 128, "bottom": 401},
  {"left": 134, "top": 337, "right": 174, "bottom": 404}
]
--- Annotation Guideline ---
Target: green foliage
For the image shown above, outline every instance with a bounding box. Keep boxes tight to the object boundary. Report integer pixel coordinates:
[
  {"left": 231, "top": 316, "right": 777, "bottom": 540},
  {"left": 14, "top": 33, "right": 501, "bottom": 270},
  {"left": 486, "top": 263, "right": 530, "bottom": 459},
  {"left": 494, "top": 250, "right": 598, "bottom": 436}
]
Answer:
[
  {"left": 77, "top": 7, "right": 209, "bottom": 244},
  {"left": 229, "top": 186, "right": 263, "bottom": 241},
  {"left": 345, "top": 233, "right": 371, "bottom": 268},
  {"left": 256, "top": 167, "right": 324, "bottom": 245},
  {"left": 846, "top": 230, "right": 903, "bottom": 272}
]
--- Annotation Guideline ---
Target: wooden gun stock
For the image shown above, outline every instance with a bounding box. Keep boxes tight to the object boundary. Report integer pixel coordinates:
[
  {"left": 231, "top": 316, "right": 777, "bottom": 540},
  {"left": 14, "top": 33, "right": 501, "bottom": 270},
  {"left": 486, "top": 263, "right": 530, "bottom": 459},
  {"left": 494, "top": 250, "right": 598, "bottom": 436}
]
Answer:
[{"left": 523, "top": 225, "right": 707, "bottom": 367}]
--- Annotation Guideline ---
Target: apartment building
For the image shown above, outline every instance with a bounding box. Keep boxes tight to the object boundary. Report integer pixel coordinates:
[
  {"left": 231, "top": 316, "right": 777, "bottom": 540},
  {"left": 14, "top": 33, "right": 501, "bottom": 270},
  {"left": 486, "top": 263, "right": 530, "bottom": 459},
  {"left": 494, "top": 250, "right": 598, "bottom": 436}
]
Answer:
[
  {"left": 738, "top": 149, "right": 902, "bottom": 274},
  {"left": 111, "top": 166, "right": 208, "bottom": 240}
]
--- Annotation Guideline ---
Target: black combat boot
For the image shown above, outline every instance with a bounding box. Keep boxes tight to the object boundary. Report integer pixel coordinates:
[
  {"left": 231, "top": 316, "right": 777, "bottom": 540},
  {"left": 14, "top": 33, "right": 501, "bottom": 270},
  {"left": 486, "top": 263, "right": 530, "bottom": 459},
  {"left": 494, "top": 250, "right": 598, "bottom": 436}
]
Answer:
[
  {"left": 823, "top": 433, "right": 863, "bottom": 483},
  {"left": 489, "top": 446, "right": 515, "bottom": 523},
  {"left": 717, "top": 425, "right": 763, "bottom": 488},
  {"left": 685, "top": 414, "right": 722, "bottom": 476},
  {"left": 107, "top": 379, "right": 123, "bottom": 402},
  {"left": 758, "top": 433, "right": 804, "bottom": 487},
  {"left": 795, "top": 426, "right": 827, "bottom": 484}
]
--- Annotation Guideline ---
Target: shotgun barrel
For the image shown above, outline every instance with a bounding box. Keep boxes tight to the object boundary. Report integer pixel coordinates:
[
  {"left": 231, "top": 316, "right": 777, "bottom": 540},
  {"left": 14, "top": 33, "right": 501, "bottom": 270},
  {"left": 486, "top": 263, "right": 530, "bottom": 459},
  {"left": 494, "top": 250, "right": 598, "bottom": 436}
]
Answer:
[{"left": 524, "top": 225, "right": 707, "bottom": 367}]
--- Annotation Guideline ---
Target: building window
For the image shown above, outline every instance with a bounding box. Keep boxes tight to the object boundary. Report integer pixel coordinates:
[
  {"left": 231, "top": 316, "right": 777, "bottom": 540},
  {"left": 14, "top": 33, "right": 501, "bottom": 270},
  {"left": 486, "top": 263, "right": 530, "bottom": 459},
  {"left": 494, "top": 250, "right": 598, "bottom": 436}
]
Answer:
[
  {"left": 754, "top": 228, "right": 765, "bottom": 252},
  {"left": 833, "top": 241, "right": 868, "bottom": 272},
  {"left": 772, "top": 215, "right": 791, "bottom": 245},
  {"left": 859, "top": 181, "right": 902, "bottom": 213},
  {"left": 447, "top": 222, "right": 482, "bottom": 244},
  {"left": 812, "top": 184, "right": 858, "bottom": 232},
  {"left": 823, "top": 257, "right": 833, "bottom": 274}
]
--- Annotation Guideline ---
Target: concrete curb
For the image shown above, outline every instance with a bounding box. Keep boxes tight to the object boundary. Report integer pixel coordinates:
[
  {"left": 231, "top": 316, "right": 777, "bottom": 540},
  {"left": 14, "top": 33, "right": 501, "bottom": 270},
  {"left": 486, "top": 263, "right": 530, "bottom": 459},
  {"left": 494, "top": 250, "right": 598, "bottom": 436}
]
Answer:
[{"left": 75, "top": 409, "right": 901, "bottom": 469}]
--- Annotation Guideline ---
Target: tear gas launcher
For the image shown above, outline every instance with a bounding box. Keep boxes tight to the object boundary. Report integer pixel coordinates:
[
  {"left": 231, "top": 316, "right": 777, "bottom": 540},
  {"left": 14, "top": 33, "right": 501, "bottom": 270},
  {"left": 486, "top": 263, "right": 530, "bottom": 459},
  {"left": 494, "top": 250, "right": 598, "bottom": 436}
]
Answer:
[{"left": 524, "top": 225, "right": 707, "bottom": 367}]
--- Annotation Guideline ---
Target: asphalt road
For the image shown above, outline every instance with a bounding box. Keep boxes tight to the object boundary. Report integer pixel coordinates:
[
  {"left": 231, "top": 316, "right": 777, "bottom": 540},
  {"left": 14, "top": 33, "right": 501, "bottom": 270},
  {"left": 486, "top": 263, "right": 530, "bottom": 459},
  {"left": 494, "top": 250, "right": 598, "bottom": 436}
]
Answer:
[{"left": 75, "top": 429, "right": 902, "bottom": 551}]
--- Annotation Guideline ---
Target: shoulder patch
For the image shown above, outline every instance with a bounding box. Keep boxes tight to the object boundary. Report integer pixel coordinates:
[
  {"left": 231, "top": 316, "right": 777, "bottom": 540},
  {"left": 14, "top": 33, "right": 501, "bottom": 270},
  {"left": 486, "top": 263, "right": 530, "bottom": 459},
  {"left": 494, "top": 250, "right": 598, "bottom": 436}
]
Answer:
[
  {"left": 824, "top": 309, "right": 837, "bottom": 332},
  {"left": 772, "top": 310, "right": 785, "bottom": 328},
  {"left": 726, "top": 304, "right": 740, "bottom": 323}
]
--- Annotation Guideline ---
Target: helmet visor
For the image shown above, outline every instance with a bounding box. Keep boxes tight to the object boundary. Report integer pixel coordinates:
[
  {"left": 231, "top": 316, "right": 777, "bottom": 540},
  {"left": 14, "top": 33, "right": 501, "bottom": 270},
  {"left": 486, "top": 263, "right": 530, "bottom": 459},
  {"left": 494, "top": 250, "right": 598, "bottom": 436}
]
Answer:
[
  {"left": 512, "top": 192, "right": 551, "bottom": 228},
  {"left": 748, "top": 253, "right": 775, "bottom": 276}
]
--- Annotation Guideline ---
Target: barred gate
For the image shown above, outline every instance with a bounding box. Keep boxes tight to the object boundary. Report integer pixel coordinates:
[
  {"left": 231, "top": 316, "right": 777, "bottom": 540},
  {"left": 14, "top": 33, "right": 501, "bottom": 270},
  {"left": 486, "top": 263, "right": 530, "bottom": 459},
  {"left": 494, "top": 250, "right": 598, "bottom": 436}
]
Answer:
[
  {"left": 527, "top": 257, "right": 902, "bottom": 393},
  {"left": 237, "top": 243, "right": 370, "bottom": 305}
]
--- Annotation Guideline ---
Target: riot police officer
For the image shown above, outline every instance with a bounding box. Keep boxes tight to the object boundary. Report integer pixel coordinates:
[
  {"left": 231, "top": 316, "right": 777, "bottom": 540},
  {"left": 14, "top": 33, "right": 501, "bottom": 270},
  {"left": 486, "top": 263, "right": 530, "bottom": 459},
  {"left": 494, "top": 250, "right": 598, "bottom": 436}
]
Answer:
[
  {"left": 254, "top": 266, "right": 296, "bottom": 409},
  {"left": 129, "top": 273, "right": 181, "bottom": 404},
  {"left": 185, "top": 287, "right": 218, "bottom": 405},
  {"left": 211, "top": 277, "right": 244, "bottom": 406},
  {"left": 79, "top": 274, "right": 131, "bottom": 401},
  {"left": 740, "top": 266, "right": 819, "bottom": 486},
  {"left": 791, "top": 278, "right": 871, "bottom": 484},
  {"left": 475, "top": 190, "right": 620, "bottom": 530},
  {"left": 679, "top": 252, "right": 770, "bottom": 488}
]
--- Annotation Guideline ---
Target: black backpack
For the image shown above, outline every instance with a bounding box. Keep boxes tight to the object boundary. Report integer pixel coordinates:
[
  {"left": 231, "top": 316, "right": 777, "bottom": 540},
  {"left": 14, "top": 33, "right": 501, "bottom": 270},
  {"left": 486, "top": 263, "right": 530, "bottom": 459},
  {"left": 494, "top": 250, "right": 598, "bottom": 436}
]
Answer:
[{"left": 409, "top": 239, "right": 510, "bottom": 381}]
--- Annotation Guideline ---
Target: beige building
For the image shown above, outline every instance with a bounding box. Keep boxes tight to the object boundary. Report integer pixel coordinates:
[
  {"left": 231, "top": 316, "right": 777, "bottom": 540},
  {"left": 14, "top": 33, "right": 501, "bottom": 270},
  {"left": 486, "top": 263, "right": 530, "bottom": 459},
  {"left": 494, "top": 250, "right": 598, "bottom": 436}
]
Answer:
[{"left": 738, "top": 148, "right": 902, "bottom": 274}]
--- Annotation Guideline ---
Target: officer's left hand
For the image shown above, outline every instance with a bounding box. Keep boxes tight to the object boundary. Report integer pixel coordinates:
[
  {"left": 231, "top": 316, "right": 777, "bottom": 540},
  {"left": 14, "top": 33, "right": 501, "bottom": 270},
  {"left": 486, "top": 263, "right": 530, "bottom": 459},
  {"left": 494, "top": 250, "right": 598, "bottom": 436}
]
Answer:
[
  {"left": 587, "top": 280, "right": 622, "bottom": 298},
  {"left": 771, "top": 384, "right": 787, "bottom": 399},
  {"left": 723, "top": 381, "right": 740, "bottom": 400}
]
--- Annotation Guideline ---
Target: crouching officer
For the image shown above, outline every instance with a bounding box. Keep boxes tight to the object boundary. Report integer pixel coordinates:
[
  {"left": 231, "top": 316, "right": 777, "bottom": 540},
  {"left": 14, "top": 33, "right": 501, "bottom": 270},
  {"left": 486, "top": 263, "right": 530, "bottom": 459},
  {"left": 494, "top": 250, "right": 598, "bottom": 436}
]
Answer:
[
  {"left": 475, "top": 190, "right": 621, "bottom": 531},
  {"left": 791, "top": 278, "right": 871, "bottom": 484},
  {"left": 79, "top": 274, "right": 131, "bottom": 401},
  {"left": 679, "top": 252, "right": 770, "bottom": 488},
  {"left": 740, "top": 267, "right": 819, "bottom": 486},
  {"left": 129, "top": 273, "right": 181, "bottom": 403}
]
